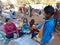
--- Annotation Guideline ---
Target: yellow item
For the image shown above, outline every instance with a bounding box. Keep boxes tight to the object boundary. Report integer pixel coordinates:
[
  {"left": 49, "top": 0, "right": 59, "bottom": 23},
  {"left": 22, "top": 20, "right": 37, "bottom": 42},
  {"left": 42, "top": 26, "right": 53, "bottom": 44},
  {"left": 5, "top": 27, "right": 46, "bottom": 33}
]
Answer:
[
  {"left": 38, "top": 25, "right": 44, "bottom": 39},
  {"left": 30, "top": 25, "right": 36, "bottom": 30},
  {"left": 18, "top": 22, "right": 23, "bottom": 28},
  {"left": 32, "top": 25, "right": 36, "bottom": 28}
]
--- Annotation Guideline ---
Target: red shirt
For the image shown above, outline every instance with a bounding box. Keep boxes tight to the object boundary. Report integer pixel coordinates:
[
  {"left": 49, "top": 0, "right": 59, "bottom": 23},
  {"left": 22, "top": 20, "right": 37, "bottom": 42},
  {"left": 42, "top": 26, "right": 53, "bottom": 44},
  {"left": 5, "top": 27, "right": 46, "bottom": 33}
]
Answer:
[
  {"left": 30, "top": 29, "right": 39, "bottom": 34},
  {"left": 4, "top": 23, "right": 18, "bottom": 34}
]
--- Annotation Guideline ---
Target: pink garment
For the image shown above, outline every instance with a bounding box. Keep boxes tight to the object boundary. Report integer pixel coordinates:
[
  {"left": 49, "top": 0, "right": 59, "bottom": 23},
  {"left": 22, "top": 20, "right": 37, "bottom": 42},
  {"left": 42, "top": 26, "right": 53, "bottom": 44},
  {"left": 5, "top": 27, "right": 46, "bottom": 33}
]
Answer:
[{"left": 4, "top": 23, "right": 18, "bottom": 34}]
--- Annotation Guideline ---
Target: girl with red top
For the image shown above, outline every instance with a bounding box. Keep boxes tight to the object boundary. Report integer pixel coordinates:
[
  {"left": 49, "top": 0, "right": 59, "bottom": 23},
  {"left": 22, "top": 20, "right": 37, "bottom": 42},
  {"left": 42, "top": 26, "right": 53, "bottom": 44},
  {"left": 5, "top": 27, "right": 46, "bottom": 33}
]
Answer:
[{"left": 29, "top": 19, "right": 39, "bottom": 38}]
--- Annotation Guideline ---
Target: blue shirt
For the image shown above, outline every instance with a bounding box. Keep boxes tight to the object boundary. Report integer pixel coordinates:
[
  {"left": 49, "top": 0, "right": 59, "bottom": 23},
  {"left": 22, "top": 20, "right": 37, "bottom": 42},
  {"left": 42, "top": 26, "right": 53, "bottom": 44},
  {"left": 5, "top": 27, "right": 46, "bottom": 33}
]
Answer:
[
  {"left": 41, "top": 18, "right": 55, "bottom": 43},
  {"left": 22, "top": 23, "right": 30, "bottom": 33},
  {"left": 37, "top": 23, "right": 43, "bottom": 30}
]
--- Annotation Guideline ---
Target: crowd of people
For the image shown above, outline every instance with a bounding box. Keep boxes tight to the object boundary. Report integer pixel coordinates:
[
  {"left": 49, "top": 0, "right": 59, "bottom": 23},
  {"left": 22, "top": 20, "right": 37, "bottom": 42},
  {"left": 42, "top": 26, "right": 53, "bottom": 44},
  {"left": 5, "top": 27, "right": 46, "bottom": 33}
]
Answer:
[
  {"left": 19, "top": 4, "right": 40, "bottom": 17},
  {"left": 0, "top": 3, "right": 60, "bottom": 45}
]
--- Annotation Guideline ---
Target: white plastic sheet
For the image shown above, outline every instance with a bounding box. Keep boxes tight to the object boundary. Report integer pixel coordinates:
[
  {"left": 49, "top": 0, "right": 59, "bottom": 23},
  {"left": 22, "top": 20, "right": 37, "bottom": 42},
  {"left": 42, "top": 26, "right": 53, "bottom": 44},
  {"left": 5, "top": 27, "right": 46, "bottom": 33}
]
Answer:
[
  {"left": 8, "top": 35, "right": 39, "bottom": 45},
  {"left": 8, "top": 38, "right": 29, "bottom": 45},
  {"left": 0, "top": 34, "right": 5, "bottom": 45},
  {"left": 14, "top": 33, "right": 17, "bottom": 39}
]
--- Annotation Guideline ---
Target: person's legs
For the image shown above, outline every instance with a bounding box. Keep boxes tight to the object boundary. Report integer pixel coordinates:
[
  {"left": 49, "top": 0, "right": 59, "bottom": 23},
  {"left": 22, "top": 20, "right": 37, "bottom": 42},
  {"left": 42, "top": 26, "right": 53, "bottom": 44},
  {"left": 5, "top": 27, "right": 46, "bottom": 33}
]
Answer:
[
  {"left": 31, "top": 33, "right": 38, "bottom": 38},
  {"left": 6, "top": 33, "right": 14, "bottom": 39},
  {"left": 18, "top": 30, "right": 25, "bottom": 37}
]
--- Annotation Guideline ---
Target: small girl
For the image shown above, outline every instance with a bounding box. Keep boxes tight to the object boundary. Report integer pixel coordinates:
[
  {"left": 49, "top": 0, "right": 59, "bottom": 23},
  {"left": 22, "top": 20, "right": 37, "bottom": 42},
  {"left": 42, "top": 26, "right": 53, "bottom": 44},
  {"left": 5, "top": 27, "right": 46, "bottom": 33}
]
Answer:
[
  {"left": 29, "top": 19, "right": 39, "bottom": 38},
  {"left": 22, "top": 18, "right": 30, "bottom": 33}
]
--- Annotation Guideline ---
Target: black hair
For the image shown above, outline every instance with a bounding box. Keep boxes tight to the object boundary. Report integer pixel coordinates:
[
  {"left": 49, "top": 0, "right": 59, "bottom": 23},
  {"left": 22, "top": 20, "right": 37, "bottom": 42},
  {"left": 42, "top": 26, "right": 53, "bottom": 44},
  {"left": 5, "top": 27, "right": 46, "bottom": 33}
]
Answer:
[
  {"left": 5, "top": 18, "right": 10, "bottom": 22},
  {"left": 44, "top": 5, "right": 54, "bottom": 16},
  {"left": 23, "top": 18, "right": 28, "bottom": 23},
  {"left": 29, "top": 19, "right": 35, "bottom": 27}
]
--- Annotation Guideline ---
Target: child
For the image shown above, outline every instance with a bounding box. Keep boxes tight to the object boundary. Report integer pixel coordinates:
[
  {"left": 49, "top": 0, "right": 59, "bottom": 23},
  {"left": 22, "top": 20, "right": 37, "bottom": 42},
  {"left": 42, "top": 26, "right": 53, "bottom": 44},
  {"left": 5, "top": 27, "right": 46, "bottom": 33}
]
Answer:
[
  {"left": 22, "top": 18, "right": 30, "bottom": 33},
  {"left": 40, "top": 5, "right": 55, "bottom": 45},
  {"left": 29, "top": 19, "right": 39, "bottom": 38},
  {"left": 4, "top": 18, "right": 19, "bottom": 39}
]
